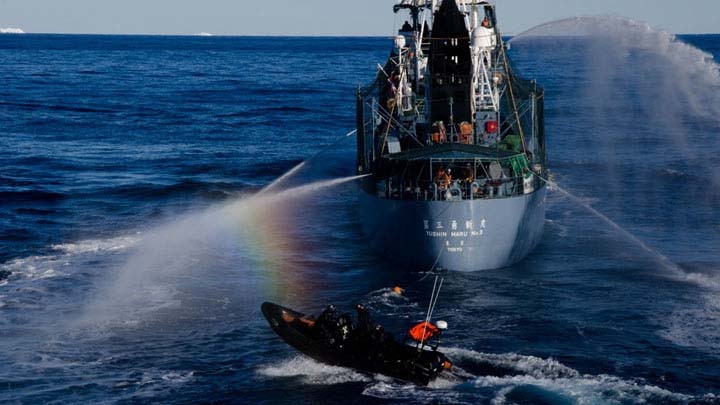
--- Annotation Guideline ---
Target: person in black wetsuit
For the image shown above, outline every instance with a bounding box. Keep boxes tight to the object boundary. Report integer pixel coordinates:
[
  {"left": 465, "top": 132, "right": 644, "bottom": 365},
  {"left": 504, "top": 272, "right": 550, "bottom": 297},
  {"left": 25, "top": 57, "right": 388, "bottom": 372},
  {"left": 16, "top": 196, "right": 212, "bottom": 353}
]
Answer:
[
  {"left": 316, "top": 305, "right": 340, "bottom": 346},
  {"left": 316, "top": 305, "right": 356, "bottom": 350},
  {"left": 355, "top": 304, "right": 373, "bottom": 338},
  {"left": 370, "top": 324, "right": 391, "bottom": 361}
]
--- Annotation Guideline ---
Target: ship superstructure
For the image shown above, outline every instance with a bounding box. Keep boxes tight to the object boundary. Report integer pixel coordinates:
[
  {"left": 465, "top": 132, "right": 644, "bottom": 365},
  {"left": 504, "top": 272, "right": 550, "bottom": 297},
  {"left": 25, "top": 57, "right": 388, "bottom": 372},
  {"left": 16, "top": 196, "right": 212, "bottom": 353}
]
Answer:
[{"left": 357, "top": 0, "right": 547, "bottom": 271}]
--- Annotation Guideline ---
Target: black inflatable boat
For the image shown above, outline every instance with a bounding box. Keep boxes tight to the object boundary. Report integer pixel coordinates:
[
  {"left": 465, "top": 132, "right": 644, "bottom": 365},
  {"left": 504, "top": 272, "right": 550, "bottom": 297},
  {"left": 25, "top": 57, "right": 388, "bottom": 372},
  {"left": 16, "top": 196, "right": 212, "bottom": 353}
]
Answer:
[{"left": 261, "top": 301, "right": 451, "bottom": 386}]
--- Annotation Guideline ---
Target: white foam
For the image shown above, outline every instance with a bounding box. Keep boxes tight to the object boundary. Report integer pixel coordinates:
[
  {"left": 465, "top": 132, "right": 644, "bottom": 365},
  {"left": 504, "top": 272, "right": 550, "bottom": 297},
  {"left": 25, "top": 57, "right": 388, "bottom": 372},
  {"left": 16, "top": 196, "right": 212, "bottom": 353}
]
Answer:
[
  {"left": 257, "top": 355, "right": 370, "bottom": 385},
  {"left": 194, "top": 32, "right": 212, "bottom": 37},
  {"left": 444, "top": 347, "right": 580, "bottom": 379},
  {"left": 51, "top": 234, "right": 142, "bottom": 255},
  {"left": 161, "top": 371, "right": 195, "bottom": 384},
  {"left": 473, "top": 374, "right": 692, "bottom": 404},
  {"left": 0, "top": 234, "right": 142, "bottom": 283},
  {"left": 682, "top": 271, "right": 720, "bottom": 290},
  {"left": 255, "top": 345, "right": 719, "bottom": 404},
  {"left": 0, "top": 27, "right": 25, "bottom": 34},
  {"left": 365, "top": 287, "right": 419, "bottom": 315},
  {"left": 659, "top": 293, "right": 720, "bottom": 356},
  {"left": 545, "top": 219, "right": 569, "bottom": 238},
  {"left": 362, "top": 381, "right": 465, "bottom": 403},
  {"left": 364, "top": 347, "right": 712, "bottom": 404}
]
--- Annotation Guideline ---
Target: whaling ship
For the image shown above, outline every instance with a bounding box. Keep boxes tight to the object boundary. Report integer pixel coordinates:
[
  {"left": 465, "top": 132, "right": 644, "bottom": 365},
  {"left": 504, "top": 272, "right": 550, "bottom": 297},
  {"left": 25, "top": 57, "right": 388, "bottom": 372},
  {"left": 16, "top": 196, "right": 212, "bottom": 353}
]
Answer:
[{"left": 356, "top": 0, "right": 547, "bottom": 271}]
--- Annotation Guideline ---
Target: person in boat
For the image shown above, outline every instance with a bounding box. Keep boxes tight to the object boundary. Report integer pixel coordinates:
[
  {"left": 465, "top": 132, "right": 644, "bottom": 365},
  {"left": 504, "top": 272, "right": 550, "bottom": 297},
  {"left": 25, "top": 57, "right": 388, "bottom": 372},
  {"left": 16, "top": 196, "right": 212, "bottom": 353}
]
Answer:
[
  {"left": 316, "top": 305, "right": 351, "bottom": 348},
  {"left": 369, "top": 324, "right": 393, "bottom": 360},
  {"left": 355, "top": 303, "right": 374, "bottom": 337},
  {"left": 408, "top": 321, "right": 442, "bottom": 346},
  {"left": 317, "top": 304, "right": 338, "bottom": 326},
  {"left": 316, "top": 305, "right": 338, "bottom": 343},
  {"left": 336, "top": 313, "right": 353, "bottom": 348},
  {"left": 481, "top": 17, "right": 491, "bottom": 28}
]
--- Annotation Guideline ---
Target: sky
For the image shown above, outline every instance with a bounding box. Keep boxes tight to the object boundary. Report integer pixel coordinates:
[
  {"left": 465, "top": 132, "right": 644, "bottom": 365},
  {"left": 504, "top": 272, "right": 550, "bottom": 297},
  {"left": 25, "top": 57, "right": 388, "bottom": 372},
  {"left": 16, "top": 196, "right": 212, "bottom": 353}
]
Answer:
[{"left": 0, "top": 0, "right": 718, "bottom": 36}]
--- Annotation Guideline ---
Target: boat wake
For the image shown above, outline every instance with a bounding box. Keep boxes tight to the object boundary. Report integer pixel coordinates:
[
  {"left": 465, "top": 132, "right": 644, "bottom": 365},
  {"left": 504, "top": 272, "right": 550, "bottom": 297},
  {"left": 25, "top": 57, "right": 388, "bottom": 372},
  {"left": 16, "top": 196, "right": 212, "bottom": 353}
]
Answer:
[
  {"left": 256, "top": 355, "right": 371, "bottom": 385},
  {"left": 258, "top": 347, "right": 717, "bottom": 404}
]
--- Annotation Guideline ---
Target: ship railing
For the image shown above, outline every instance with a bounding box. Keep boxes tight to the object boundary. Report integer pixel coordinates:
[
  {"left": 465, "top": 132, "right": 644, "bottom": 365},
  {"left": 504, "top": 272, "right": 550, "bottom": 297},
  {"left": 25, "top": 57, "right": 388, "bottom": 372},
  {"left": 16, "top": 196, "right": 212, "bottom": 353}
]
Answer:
[{"left": 378, "top": 175, "right": 542, "bottom": 202}]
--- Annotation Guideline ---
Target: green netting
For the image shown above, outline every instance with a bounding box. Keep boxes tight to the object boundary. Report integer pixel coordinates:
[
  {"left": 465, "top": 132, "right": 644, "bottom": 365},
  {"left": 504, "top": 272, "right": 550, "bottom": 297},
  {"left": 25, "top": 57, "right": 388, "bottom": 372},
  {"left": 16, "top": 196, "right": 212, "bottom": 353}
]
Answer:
[
  {"left": 508, "top": 154, "right": 531, "bottom": 178},
  {"left": 499, "top": 134, "right": 522, "bottom": 152}
]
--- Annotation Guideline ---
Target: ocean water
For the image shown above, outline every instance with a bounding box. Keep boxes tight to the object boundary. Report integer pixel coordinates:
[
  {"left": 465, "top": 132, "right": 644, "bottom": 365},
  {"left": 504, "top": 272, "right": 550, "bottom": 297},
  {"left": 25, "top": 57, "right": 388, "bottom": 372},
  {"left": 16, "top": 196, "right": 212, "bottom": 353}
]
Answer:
[{"left": 1, "top": 23, "right": 719, "bottom": 405}]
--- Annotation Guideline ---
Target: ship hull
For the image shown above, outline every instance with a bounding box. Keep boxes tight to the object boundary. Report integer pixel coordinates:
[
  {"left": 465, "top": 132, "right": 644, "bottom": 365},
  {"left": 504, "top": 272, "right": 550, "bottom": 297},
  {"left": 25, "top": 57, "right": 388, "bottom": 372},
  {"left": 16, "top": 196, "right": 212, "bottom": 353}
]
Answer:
[{"left": 359, "top": 185, "right": 547, "bottom": 271}]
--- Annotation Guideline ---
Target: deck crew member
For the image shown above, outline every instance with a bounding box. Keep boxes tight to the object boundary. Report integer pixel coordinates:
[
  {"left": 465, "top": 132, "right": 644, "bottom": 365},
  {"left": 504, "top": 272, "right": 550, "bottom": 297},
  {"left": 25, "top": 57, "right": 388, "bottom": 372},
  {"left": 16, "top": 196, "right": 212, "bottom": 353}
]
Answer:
[
  {"left": 463, "top": 163, "right": 475, "bottom": 183},
  {"left": 439, "top": 168, "right": 452, "bottom": 190}
]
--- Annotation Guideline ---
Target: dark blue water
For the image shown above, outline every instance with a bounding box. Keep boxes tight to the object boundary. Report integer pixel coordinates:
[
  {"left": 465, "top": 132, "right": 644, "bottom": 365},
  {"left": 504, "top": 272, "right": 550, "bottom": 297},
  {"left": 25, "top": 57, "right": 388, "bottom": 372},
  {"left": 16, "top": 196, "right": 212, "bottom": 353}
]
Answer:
[{"left": 1, "top": 24, "right": 719, "bottom": 404}]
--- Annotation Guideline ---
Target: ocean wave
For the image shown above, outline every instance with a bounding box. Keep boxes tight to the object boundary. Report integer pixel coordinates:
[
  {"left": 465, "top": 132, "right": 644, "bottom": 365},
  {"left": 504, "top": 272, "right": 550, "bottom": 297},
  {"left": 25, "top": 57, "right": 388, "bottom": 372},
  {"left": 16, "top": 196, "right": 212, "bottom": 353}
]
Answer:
[
  {"left": 0, "top": 189, "right": 66, "bottom": 203},
  {"left": 0, "top": 100, "right": 117, "bottom": 114},
  {"left": 101, "top": 180, "right": 237, "bottom": 200},
  {"left": 113, "top": 369, "right": 196, "bottom": 392},
  {"left": 161, "top": 371, "right": 195, "bottom": 384},
  {"left": 13, "top": 207, "right": 55, "bottom": 216},
  {"left": 473, "top": 374, "right": 695, "bottom": 405}
]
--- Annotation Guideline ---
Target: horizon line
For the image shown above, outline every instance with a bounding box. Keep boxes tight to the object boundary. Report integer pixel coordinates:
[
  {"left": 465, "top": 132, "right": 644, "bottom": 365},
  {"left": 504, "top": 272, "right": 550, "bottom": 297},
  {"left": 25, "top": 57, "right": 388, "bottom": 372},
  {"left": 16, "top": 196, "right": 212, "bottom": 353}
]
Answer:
[{"left": 3, "top": 31, "right": 719, "bottom": 37}]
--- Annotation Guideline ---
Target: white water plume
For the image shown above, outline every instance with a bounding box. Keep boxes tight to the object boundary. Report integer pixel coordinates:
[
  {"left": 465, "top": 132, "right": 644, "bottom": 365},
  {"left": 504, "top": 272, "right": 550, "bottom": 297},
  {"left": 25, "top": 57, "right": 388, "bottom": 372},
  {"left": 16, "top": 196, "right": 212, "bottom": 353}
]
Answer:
[
  {"left": 513, "top": 16, "right": 720, "bottom": 187},
  {"left": 78, "top": 174, "right": 368, "bottom": 324},
  {"left": 259, "top": 129, "right": 357, "bottom": 195},
  {"left": 545, "top": 179, "right": 682, "bottom": 274},
  {"left": 513, "top": 16, "right": 720, "bottom": 99},
  {"left": 511, "top": 16, "right": 720, "bottom": 282},
  {"left": 257, "top": 160, "right": 306, "bottom": 195},
  {"left": 245, "top": 174, "right": 368, "bottom": 208},
  {"left": 544, "top": 178, "right": 720, "bottom": 294}
]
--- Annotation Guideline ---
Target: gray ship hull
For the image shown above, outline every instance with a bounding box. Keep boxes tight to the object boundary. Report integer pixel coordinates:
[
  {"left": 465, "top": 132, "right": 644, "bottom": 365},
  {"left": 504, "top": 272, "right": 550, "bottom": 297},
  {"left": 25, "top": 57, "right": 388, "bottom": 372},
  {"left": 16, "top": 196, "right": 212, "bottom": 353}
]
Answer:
[{"left": 359, "top": 185, "right": 547, "bottom": 271}]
